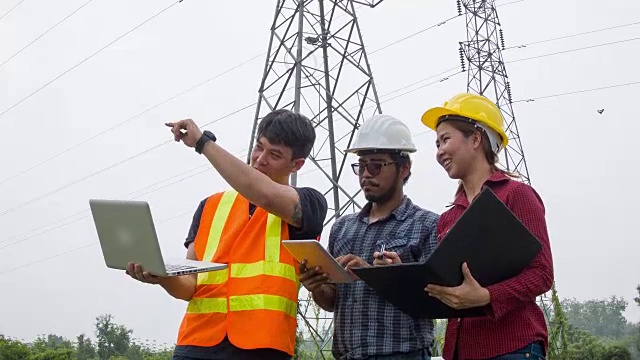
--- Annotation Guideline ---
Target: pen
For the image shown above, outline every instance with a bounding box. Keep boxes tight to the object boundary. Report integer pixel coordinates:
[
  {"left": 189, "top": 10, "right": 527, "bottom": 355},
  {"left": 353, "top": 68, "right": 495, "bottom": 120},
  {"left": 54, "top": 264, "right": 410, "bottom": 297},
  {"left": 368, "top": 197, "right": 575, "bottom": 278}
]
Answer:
[{"left": 377, "top": 244, "right": 387, "bottom": 260}]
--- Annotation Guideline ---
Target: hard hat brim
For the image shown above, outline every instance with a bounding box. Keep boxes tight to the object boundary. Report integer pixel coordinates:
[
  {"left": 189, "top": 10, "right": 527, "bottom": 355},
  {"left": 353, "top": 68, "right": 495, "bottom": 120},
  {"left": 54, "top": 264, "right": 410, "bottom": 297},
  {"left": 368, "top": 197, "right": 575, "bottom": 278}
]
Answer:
[
  {"left": 345, "top": 146, "right": 417, "bottom": 154},
  {"left": 421, "top": 107, "right": 510, "bottom": 149},
  {"left": 420, "top": 107, "right": 457, "bottom": 131}
]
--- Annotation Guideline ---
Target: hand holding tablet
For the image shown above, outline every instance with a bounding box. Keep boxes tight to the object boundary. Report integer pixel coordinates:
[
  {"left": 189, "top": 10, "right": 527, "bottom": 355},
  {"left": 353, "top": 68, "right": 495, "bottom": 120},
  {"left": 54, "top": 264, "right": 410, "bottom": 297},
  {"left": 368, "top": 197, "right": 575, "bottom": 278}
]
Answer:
[{"left": 282, "top": 240, "right": 354, "bottom": 284}]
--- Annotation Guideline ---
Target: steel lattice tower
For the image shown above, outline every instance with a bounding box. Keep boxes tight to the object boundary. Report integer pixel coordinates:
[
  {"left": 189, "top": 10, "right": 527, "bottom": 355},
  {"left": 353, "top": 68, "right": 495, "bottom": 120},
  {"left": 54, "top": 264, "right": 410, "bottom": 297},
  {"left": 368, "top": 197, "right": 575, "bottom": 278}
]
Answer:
[
  {"left": 458, "top": 0, "right": 530, "bottom": 182},
  {"left": 457, "top": 0, "right": 565, "bottom": 356},
  {"left": 248, "top": 0, "right": 383, "bottom": 357}
]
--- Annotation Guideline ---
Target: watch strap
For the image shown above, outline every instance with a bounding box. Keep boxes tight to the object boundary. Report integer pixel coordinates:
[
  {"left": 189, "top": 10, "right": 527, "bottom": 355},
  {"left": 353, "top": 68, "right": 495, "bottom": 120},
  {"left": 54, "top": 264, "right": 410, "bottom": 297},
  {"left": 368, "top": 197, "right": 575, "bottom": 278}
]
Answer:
[{"left": 195, "top": 130, "right": 216, "bottom": 154}]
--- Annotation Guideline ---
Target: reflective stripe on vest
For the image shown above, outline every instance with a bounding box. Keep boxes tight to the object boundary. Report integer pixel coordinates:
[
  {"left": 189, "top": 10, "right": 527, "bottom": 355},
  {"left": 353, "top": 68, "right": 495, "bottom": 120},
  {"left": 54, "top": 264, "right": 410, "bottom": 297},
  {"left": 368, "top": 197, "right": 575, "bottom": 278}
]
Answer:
[
  {"left": 186, "top": 294, "right": 297, "bottom": 317},
  {"left": 186, "top": 191, "right": 298, "bottom": 317},
  {"left": 203, "top": 190, "right": 237, "bottom": 261},
  {"left": 230, "top": 213, "right": 297, "bottom": 283},
  {"left": 193, "top": 190, "right": 236, "bottom": 286}
]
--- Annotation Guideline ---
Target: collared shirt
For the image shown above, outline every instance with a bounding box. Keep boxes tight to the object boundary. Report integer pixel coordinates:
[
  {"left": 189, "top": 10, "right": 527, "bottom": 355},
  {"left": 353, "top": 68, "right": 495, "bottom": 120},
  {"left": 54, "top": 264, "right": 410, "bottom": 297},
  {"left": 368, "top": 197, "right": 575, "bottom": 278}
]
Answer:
[
  {"left": 438, "top": 171, "right": 554, "bottom": 360},
  {"left": 328, "top": 196, "right": 439, "bottom": 360}
]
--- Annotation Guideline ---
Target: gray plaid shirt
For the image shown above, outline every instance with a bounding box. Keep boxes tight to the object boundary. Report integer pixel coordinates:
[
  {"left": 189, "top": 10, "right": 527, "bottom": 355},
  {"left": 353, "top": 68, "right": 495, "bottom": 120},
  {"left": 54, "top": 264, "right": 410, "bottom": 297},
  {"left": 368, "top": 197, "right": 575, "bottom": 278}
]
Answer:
[{"left": 328, "top": 196, "right": 439, "bottom": 360}]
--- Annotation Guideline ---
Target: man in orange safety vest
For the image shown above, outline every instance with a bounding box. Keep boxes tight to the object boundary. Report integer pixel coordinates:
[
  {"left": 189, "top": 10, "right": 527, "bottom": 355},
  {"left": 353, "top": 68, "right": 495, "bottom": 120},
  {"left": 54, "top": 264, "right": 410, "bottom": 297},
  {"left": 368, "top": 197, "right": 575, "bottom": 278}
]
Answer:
[{"left": 126, "top": 109, "right": 328, "bottom": 360}]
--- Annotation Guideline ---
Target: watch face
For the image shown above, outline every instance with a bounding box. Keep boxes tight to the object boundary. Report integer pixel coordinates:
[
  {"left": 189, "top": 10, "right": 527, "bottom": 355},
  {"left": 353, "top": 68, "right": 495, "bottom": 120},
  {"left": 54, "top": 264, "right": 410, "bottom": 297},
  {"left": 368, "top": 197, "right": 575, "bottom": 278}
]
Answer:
[{"left": 205, "top": 131, "right": 215, "bottom": 141}]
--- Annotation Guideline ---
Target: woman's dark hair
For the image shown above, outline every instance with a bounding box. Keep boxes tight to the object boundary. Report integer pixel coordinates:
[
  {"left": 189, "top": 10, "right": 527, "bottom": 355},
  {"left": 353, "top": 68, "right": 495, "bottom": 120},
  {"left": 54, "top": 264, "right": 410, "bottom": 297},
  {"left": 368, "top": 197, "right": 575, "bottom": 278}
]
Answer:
[{"left": 256, "top": 109, "right": 316, "bottom": 159}]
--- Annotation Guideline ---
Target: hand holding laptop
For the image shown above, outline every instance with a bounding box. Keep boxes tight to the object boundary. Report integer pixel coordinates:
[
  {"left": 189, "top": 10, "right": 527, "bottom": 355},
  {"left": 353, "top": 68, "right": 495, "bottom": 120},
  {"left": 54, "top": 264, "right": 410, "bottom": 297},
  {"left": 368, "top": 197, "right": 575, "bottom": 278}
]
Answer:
[
  {"left": 89, "top": 199, "right": 227, "bottom": 278},
  {"left": 126, "top": 262, "right": 162, "bottom": 284}
]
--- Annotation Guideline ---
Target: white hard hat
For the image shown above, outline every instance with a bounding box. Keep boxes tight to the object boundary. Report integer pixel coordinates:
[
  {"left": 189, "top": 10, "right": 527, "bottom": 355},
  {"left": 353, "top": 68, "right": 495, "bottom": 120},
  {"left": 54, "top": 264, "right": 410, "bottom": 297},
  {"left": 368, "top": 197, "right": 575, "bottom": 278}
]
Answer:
[{"left": 345, "top": 114, "right": 417, "bottom": 153}]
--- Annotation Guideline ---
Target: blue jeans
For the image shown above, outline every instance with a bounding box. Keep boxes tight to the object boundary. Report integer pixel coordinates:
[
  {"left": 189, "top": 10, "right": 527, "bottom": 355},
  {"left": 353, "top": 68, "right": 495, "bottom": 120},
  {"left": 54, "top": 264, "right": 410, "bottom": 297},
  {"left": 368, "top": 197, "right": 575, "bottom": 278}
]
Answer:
[
  {"left": 368, "top": 348, "right": 431, "bottom": 360},
  {"left": 488, "top": 342, "right": 545, "bottom": 360}
]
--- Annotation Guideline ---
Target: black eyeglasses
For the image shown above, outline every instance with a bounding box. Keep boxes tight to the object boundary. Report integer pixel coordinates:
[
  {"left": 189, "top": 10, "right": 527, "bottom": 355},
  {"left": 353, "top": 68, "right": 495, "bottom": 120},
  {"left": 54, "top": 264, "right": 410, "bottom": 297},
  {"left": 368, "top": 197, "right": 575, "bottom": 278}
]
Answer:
[{"left": 351, "top": 161, "right": 398, "bottom": 176}]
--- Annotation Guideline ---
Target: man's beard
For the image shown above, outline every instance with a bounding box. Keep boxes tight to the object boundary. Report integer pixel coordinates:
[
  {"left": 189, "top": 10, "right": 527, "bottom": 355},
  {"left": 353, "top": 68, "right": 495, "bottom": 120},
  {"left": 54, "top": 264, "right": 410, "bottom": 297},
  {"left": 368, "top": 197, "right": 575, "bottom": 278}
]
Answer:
[{"left": 363, "top": 177, "right": 399, "bottom": 204}]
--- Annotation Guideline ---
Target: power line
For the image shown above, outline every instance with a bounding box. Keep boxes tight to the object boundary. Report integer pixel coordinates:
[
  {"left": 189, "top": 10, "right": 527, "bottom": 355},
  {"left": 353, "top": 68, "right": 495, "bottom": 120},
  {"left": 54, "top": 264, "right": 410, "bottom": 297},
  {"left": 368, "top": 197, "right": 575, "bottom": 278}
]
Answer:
[
  {"left": 0, "top": 5, "right": 526, "bottom": 262},
  {"left": 0, "top": 65, "right": 458, "bottom": 242},
  {"left": 0, "top": 0, "right": 182, "bottom": 120},
  {"left": 364, "top": 0, "right": 527, "bottom": 56},
  {"left": 498, "top": 0, "right": 527, "bottom": 6},
  {"left": 0, "top": 66, "right": 464, "bottom": 261},
  {"left": 369, "top": 14, "right": 460, "bottom": 55},
  {"left": 0, "top": 163, "right": 207, "bottom": 245},
  {"left": 0, "top": 242, "right": 96, "bottom": 276},
  {"left": 0, "top": 0, "right": 25, "bottom": 23},
  {"left": 0, "top": 12, "right": 461, "bottom": 186},
  {"left": 0, "top": 52, "right": 264, "bottom": 187},
  {"left": 2, "top": 14, "right": 627, "bottom": 190},
  {"left": 504, "top": 20, "right": 640, "bottom": 50},
  {"left": 0, "top": 0, "right": 96, "bottom": 69},
  {"left": 377, "top": 68, "right": 462, "bottom": 104},
  {"left": 0, "top": 102, "right": 256, "bottom": 219},
  {"left": 376, "top": 67, "right": 459, "bottom": 97},
  {"left": 7, "top": 22, "right": 623, "bottom": 220},
  {"left": 0, "top": 148, "right": 248, "bottom": 250},
  {"left": 344, "top": 68, "right": 462, "bottom": 116},
  {"left": 1, "top": 28, "right": 633, "bottom": 219},
  {"left": 507, "top": 37, "right": 640, "bottom": 64},
  {"left": 0, "top": 141, "right": 170, "bottom": 218},
  {"left": 0, "top": 196, "right": 207, "bottom": 275},
  {"left": 6, "top": 76, "right": 638, "bottom": 258},
  {"left": 512, "top": 81, "right": 640, "bottom": 103}
]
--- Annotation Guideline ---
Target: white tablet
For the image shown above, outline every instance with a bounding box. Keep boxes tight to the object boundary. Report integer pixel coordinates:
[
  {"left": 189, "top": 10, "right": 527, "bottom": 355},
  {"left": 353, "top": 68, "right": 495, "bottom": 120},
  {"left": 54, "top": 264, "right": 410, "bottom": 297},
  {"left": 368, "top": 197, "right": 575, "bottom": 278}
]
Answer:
[{"left": 282, "top": 240, "right": 354, "bottom": 284}]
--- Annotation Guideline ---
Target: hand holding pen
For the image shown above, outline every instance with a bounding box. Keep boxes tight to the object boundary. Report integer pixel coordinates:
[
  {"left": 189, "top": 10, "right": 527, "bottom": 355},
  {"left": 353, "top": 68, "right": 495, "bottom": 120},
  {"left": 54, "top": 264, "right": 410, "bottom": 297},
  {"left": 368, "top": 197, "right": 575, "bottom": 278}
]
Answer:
[{"left": 373, "top": 244, "right": 402, "bottom": 265}]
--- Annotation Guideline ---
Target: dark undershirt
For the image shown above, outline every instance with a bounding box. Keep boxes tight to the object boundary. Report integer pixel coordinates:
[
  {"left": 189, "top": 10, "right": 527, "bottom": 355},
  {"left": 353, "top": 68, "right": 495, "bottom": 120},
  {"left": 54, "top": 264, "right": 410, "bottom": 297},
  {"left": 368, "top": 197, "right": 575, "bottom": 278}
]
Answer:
[{"left": 173, "top": 187, "right": 327, "bottom": 360}]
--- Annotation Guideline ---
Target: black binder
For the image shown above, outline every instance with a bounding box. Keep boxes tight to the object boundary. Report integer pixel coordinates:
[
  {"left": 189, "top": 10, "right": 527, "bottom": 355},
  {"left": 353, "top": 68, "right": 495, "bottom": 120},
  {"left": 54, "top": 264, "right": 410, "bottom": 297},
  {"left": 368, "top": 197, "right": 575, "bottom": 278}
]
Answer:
[{"left": 350, "top": 187, "right": 542, "bottom": 319}]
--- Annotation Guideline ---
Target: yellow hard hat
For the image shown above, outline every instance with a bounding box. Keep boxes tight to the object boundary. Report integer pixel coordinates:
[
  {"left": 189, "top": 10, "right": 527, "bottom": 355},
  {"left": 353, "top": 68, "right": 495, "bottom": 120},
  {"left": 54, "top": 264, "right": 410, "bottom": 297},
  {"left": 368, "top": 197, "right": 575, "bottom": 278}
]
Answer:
[{"left": 421, "top": 93, "right": 509, "bottom": 149}]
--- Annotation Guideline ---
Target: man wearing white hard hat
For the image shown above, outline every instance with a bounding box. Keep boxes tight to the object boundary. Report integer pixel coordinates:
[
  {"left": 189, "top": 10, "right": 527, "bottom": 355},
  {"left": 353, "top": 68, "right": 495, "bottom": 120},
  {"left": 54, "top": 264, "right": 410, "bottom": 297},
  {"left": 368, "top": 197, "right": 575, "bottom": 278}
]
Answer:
[{"left": 299, "top": 114, "right": 439, "bottom": 359}]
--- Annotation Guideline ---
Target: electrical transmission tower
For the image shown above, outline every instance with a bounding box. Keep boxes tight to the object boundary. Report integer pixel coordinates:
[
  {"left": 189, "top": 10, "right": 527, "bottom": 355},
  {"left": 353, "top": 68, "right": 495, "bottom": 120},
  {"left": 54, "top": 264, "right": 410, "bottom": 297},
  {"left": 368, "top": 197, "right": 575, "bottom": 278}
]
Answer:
[
  {"left": 457, "top": 0, "right": 566, "bottom": 356},
  {"left": 248, "top": 0, "right": 383, "bottom": 357}
]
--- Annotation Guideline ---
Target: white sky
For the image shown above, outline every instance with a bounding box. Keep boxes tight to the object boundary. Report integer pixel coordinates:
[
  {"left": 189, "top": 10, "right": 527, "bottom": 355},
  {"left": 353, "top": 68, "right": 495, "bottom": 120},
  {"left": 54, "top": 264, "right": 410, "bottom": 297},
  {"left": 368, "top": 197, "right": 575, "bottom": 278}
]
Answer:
[{"left": 1, "top": 0, "right": 639, "bottom": 347}]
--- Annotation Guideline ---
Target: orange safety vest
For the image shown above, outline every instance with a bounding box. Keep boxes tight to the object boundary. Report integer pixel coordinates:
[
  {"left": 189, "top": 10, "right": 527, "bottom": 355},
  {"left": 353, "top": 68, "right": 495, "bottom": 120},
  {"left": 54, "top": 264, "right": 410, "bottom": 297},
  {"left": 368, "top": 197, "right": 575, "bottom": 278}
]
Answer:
[{"left": 175, "top": 190, "right": 300, "bottom": 355}]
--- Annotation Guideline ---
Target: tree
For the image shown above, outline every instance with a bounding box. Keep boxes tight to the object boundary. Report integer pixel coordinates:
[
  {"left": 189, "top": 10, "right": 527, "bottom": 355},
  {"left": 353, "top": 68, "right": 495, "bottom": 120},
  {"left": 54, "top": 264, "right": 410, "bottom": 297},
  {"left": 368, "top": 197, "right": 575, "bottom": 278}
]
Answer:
[
  {"left": 30, "top": 334, "right": 74, "bottom": 354},
  {"left": 95, "top": 314, "right": 132, "bottom": 359},
  {"left": 0, "top": 314, "right": 175, "bottom": 360},
  {"left": 562, "top": 296, "right": 629, "bottom": 339},
  {"left": 548, "top": 284, "right": 569, "bottom": 358},
  {"left": 294, "top": 327, "right": 305, "bottom": 359},
  {"left": 432, "top": 319, "right": 445, "bottom": 357},
  {"left": 0, "top": 335, "right": 30, "bottom": 360},
  {"left": 601, "top": 342, "right": 633, "bottom": 360},
  {"left": 564, "top": 325, "right": 607, "bottom": 360},
  {"left": 635, "top": 285, "right": 639, "bottom": 308},
  {"left": 76, "top": 334, "right": 96, "bottom": 360},
  {"left": 29, "top": 348, "right": 74, "bottom": 360}
]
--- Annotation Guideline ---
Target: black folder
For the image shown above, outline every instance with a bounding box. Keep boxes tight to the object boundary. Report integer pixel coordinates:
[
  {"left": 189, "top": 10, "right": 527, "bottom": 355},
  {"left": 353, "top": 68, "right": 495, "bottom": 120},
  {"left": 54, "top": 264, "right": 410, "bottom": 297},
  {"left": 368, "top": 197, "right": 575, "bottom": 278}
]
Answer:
[{"left": 350, "top": 186, "right": 542, "bottom": 319}]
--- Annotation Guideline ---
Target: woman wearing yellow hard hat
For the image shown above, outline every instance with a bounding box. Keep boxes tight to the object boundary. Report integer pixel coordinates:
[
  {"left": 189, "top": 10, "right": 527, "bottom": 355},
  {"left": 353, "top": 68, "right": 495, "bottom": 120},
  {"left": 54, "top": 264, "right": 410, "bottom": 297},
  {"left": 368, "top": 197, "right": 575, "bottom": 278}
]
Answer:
[{"left": 421, "top": 93, "right": 554, "bottom": 360}]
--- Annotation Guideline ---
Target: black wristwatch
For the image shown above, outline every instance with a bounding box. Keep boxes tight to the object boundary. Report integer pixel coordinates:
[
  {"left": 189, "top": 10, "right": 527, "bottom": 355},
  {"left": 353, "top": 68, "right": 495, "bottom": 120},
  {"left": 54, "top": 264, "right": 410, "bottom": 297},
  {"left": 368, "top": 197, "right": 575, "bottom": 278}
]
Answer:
[{"left": 195, "top": 130, "right": 217, "bottom": 154}]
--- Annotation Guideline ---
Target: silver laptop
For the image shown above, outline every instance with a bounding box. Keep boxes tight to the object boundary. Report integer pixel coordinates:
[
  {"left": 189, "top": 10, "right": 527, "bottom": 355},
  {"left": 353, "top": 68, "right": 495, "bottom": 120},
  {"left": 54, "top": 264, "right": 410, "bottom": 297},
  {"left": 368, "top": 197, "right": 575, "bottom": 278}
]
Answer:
[{"left": 89, "top": 199, "right": 227, "bottom": 277}]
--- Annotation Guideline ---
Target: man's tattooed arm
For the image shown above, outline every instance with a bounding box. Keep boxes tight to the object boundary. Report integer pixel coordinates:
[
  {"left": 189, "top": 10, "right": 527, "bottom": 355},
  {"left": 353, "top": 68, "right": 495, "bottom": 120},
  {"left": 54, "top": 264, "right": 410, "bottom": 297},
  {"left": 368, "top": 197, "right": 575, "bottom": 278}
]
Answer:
[{"left": 291, "top": 201, "right": 303, "bottom": 228}]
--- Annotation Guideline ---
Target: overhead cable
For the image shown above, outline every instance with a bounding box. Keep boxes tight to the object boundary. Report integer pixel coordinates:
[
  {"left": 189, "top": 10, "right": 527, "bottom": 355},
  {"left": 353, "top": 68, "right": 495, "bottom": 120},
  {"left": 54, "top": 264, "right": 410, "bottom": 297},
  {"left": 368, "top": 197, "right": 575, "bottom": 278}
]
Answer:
[{"left": 0, "top": 0, "right": 182, "bottom": 120}]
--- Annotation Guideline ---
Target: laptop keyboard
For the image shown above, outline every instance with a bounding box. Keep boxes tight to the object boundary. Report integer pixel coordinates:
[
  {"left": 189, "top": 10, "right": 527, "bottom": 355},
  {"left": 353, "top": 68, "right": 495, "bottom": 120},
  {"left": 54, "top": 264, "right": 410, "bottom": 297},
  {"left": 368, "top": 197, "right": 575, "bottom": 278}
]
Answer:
[{"left": 165, "top": 264, "right": 197, "bottom": 271}]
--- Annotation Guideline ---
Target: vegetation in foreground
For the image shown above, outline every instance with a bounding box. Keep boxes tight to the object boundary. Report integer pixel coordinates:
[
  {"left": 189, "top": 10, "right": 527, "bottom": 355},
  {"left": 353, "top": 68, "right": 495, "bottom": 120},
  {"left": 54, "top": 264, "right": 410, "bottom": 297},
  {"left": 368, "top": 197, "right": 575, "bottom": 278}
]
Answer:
[{"left": 2, "top": 285, "right": 639, "bottom": 359}]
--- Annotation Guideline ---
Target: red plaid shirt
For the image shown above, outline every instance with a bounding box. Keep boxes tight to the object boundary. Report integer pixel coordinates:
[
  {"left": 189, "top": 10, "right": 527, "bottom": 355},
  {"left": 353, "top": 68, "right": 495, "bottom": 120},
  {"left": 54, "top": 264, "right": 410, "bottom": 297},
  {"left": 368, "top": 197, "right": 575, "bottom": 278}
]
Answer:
[{"left": 437, "top": 171, "right": 554, "bottom": 360}]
